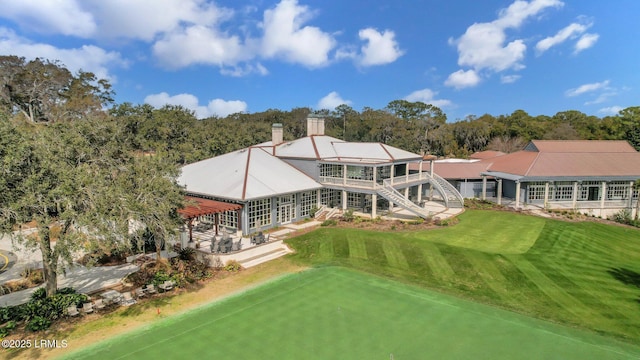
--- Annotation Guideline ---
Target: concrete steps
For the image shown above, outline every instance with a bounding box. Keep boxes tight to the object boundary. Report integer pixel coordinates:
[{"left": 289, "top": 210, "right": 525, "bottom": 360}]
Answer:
[{"left": 239, "top": 248, "right": 292, "bottom": 268}]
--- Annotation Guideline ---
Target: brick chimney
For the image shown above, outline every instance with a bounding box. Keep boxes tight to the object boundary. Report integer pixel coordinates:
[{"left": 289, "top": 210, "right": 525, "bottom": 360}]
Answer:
[
  {"left": 306, "top": 114, "right": 325, "bottom": 136},
  {"left": 272, "top": 123, "right": 283, "bottom": 145}
]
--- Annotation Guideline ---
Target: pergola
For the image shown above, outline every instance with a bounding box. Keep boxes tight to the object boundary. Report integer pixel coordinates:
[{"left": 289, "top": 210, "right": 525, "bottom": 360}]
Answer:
[{"left": 178, "top": 196, "right": 243, "bottom": 242}]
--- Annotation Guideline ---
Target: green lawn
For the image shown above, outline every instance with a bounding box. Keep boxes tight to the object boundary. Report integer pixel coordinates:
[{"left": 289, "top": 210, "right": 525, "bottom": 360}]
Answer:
[
  {"left": 286, "top": 210, "right": 640, "bottom": 341},
  {"left": 62, "top": 267, "right": 640, "bottom": 360}
]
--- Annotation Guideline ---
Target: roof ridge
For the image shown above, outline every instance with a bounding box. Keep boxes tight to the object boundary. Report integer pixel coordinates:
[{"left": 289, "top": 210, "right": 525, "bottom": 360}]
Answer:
[
  {"left": 241, "top": 147, "right": 252, "bottom": 200},
  {"left": 524, "top": 151, "right": 541, "bottom": 176}
]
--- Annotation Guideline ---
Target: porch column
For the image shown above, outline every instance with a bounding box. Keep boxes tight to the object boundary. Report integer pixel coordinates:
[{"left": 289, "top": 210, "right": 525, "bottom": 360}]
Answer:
[
  {"left": 371, "top": 194, "right": 377, "bottom": 218},
  {"left": 342, "top": 190, "right": 347, "bottom": 210},
  {"left": 497, "top": 179, "right": 503, "bottom": 205},
  {"left": 215, "top": 214, "right": 219, "bottom": 235},
  {"left": 544, "top": 182, "right": 549, "bottom": 208},
  {"left": 481, "top": 176, "right": 487, "bottom": 200},
  {"left": 188, "top": 219, "right": 194, "bottom": 242},
  {"left": 629, "top": 181, "right": 635, "bottom": 208},
  {"left": 572, "top": 182, "right": 578, "bottom": 209},
  {"left": 237, "top": 209, "right": 242, "bottom": 233},
  {"left": 390, "top": 165, "right": 395, "bottom": 186},
  {"left": 316, "top": 189, "right": 321, "bottom": 207},
  {"left": 343, "top": 164, "right": 347, "bottom": 186},
  {"left": 372, "top": 166, "right": 377, "bottom": 189},
  {"left": 419, "top": 160, "right": 423, "bottom": 180},
  {"left": 515, "top": 181, "right": 521, "bottom": 209},
  {"left": 600, "top": 181, "right": 607, "bottom": 211},
  {"left": 418, "top": 184, "right": 423, "bottom": 203},
  {"left": 429, "top": 183, "right": 433, "bottom": 201},
  {"left": 405, "top": 164, "right": 409, "bottom": 183},
  {"left": 404, "top": 187, "right": 409, "bottom": 199}
]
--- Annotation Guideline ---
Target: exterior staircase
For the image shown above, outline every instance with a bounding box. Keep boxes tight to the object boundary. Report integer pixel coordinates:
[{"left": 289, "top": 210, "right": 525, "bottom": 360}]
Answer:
[
  {"left": 378, "top": 180, "right": 431, "bottom": 219},
  {"left": 431, "top": 173, "right": 464, "bottom": 208}
]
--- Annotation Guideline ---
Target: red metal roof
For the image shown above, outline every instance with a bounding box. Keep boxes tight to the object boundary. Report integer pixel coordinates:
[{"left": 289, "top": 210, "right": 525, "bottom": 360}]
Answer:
[{"left": 178, "top": 196, "right": 242, "bottom": 219}]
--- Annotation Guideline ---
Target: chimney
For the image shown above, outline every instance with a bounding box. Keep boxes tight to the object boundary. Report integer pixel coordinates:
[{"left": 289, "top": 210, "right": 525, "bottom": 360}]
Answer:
[
  {"left": 272, "top": 123, "right": 283, "bottom": 145},
  {"left": 306, "top": 114, "right": 325, "bottom": 136}
]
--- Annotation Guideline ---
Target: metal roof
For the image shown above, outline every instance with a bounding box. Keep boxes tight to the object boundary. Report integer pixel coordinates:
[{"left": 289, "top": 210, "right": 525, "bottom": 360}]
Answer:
[
  {"left": 178, "top": 147, "right": 322, "bottom": 201},
  {"left": 274, "top": 135, "right": 421, "bottom": 163}
]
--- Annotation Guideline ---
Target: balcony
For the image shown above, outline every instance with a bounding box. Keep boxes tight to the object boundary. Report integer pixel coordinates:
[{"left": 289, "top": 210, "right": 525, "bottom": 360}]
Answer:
[{"left": 319, "top": 172, "right": 426, "bottom": 190}]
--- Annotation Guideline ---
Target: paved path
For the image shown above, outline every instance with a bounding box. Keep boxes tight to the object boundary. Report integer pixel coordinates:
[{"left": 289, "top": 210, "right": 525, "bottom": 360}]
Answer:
[{"left": 0, "top": 263, "right": 139, "bottom": 306}]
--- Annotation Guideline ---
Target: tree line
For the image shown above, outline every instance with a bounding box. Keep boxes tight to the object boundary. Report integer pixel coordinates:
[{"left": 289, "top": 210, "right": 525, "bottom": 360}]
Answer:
[{"left": 1, "top": 55, "right": 639, "bottom": 297}]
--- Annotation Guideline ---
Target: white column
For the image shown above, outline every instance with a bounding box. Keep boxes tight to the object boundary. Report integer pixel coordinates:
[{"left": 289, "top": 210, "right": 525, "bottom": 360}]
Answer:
[
  {"left": 372, "top": 166, "right": 377, "bottom": 189},
  {"left": 600, "top": 181, "right": 606, "bottom": 211},
  {"left": 481, "top": 176, "right": 487, "bottom": 200},
  {"left": 418, "top": 184, "right": 423, "bottom": 203},
  {"left": 316, "top": 189, "right": 321, "bottom": 208},
  {"left": 497, "top": 179, "right": 503, "bottom": 205},
  {"left": 343, "top": 164, "right": 347, "bottom": 186},
  {"left": 544, "top": 182, "right": 549, "bottom": 208},
  {"left": 419, "top": 161, "right": 423, "bottom": 180},
  {"left": 515, "top": 181, "right": 521, "bottom": 209},
  {"left": 404, "top": 187, "right": 409, "bottom": 199},
  {"left": 390, "top": 165, "right": 395, "bottom": 186},
  {"left": 371, "top": 194, "right": 377, "bottom": 218},
  {"left": 430, "top": 160, "right": 434, "bottom": 176},
  {"left": 342, "top": 190, "right": 347, "bottom": 210},
  {"left": 629, "top": 181, "right": 635, "bottom": 208},
  {"left": 572, "top": 181, "right": 578, "bottom": 209}
]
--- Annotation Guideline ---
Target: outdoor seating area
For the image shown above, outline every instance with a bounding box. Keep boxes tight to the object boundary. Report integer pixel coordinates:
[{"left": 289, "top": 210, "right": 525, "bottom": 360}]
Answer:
[
  {"left": 250, "top": 232, "right": 270, "bottom": 245},
  {"left": 158, "top": 280, "right": 175, "bottom": 292}
]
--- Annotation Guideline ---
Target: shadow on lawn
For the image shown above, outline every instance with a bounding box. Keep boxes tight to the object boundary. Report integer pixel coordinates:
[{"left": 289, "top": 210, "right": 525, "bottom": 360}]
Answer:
[{"left": 608, "top": 267, "right": 640, "bottom": 303}]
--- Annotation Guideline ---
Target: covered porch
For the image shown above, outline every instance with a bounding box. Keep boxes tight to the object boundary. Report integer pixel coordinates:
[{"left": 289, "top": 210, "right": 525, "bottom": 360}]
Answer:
[{"left": 178, "top": 196, "right": 243, "bottom": 244}]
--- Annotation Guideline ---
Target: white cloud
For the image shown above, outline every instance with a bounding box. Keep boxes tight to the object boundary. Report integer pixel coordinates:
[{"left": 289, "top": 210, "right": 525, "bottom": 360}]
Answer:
[
  {"left": 357, "top": 28, "right": 404, "bottom": 66},
  {"left": 317, "top": 92, "right": 351, "bottom": 110},
  {"left": 574, "top": 33, "right": 599, "bottom": 53},
  {"left": 500, "top": 74, "right": 521, "bottom": 83},
  {"left": 404, "top": 89, "right": 452, "bottom": 108},
  {"left": 565, "top": 80, "right": 610, "bottom": 97},
  {"left": 260, "top": 0, "right": 336, "bottom": 67},
  {"left": 598, "top": 106, "right": 623, "bottom": 115},
  {"left": 0, "top": 0, "right": 96, "bottom": 37},
  {"left": 0, "top": 27, "right": 126, "bottom": 80},
  {"left": 153, "top": 25, "right": 250, "bottom": 68},
  {"left": 446, "top": 0, "right": 563, "bottom": 88},
  {"left": 536, "top": 22, "right": 590, "bottom": 54},
  {"left": 445, "top": 69, "right": 482, "bottom": 89},
  {"left": 144, "top": 92, "right": 247, "bottom": 119}
]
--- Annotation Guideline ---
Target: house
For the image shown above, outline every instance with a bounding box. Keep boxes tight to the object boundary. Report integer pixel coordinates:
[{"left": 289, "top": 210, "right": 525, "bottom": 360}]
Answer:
[
  {"left": 177, "top": 115, "right": 464, "bottom": 236},
  {"left": 441, "top": 140, "right": 640, "bottom": 218}
]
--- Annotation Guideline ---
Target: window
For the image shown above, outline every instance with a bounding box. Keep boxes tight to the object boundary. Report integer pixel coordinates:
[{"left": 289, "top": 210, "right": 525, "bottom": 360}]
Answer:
[
  {"left": 376, "top": 166, "right": 391, "bottom": 184},
  {"left": 346, "top": 192, "right": 362, "bottom": 209},
  {"left": 248, "top": 198, "right": 271, "bottom": 230},
  {"left": 321, "top": 188, "right": 342, "bottom": 208},
  {"left": 320, "top": 163, "right": 343, "bottom": 178},
  {"left": 551, "top": 182, "right": 573, "bottom": 201},
  {"left": 607, "top": 181, "right": 629, "bottom": 200},
  {"left": 299, "top": 191, "right": 316, "bottom": 217},
  {"left": 219, "top": 210, "right": 238, "bottom": 229},
  {"left": 527, "top": 182, "right": 546, "bottom": 201}
]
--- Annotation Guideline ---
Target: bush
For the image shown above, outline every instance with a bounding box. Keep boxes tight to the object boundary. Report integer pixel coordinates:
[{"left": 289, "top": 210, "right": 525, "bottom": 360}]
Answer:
[
  {"left": 0, "top": 326, "right": 9, "bottom": 338},
  {"left": 309, "top": 206, "right": 319, "bottom": 218},
  {"left": 179, "top": 247, "right": 196, "bottom": 261},
  {"left": 342, "top": 209, "right": 355, "bottom": 222},
  {"left": 26, "top": 316, "right": 51, "bottom": 332},
  {"left": 321, "top": 219, "right": 337, "bottom": 227},
  {"left": 224, "top": 260, "right": 242, "bottom": 272},
  {"left": 31, "top": 287, "right": 47, "bottom": 301}
]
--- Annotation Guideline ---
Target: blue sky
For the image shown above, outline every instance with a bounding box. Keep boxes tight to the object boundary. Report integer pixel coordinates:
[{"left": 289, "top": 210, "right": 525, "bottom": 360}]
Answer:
[{"left": 0, "top": 0, "right": 637, "bottom": 121}]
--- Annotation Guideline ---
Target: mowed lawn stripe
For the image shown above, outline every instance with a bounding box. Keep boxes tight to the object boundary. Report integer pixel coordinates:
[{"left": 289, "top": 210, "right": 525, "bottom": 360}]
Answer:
[
  {"left": 382, "top": 238, "right": 410, "bottom": 270},
  {"left": 463, "top": 252, "right": 513, "bottom": 304},
  {"left": 347, "top": 236, "right": 368, "bottom": 260},
  {"left": 420, "top": 242, "right": 455, "bottom": 280},
  {"left": 512, "top": 256, "right": 611, "bottom": 324}
]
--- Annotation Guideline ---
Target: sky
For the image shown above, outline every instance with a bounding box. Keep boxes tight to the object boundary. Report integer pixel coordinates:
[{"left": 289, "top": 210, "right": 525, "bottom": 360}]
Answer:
[{"left": 0, "top": 0, "right": 638, "bottom": 121}]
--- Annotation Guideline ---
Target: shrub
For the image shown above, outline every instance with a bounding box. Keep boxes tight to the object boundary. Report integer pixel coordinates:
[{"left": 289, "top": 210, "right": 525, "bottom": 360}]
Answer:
[
  {"left": 26, "top": 316, "right": 51, "bottom": 332},
  {"left": 31, "top": 288, "right": 46, "bottom": 301},
  {"left": 309, "top": 206, "right": 319, "bottom": 218},
  {"left": 342, "top": 209, "right": 355, "bottom": 222},
  {"left": 224, "top": 260, "right": 242, "bottom": 272},
  {"left": 0, "top": 326, "right": 9, "bottom": 338},
  {"left": 321, "top": 219, "right": 337, "bottom": 227},
  {"left": 179, "top": 247, "right": 196, "bottom": 261}
]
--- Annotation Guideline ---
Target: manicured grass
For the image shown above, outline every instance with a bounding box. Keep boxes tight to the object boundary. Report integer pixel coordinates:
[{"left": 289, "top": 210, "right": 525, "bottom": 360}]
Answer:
[
  {"left": 286, "top": 210, "right": 640, "bottom": 342},
  {"left": 62, "top": 267, "right": 640, "bottom": 360}
]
